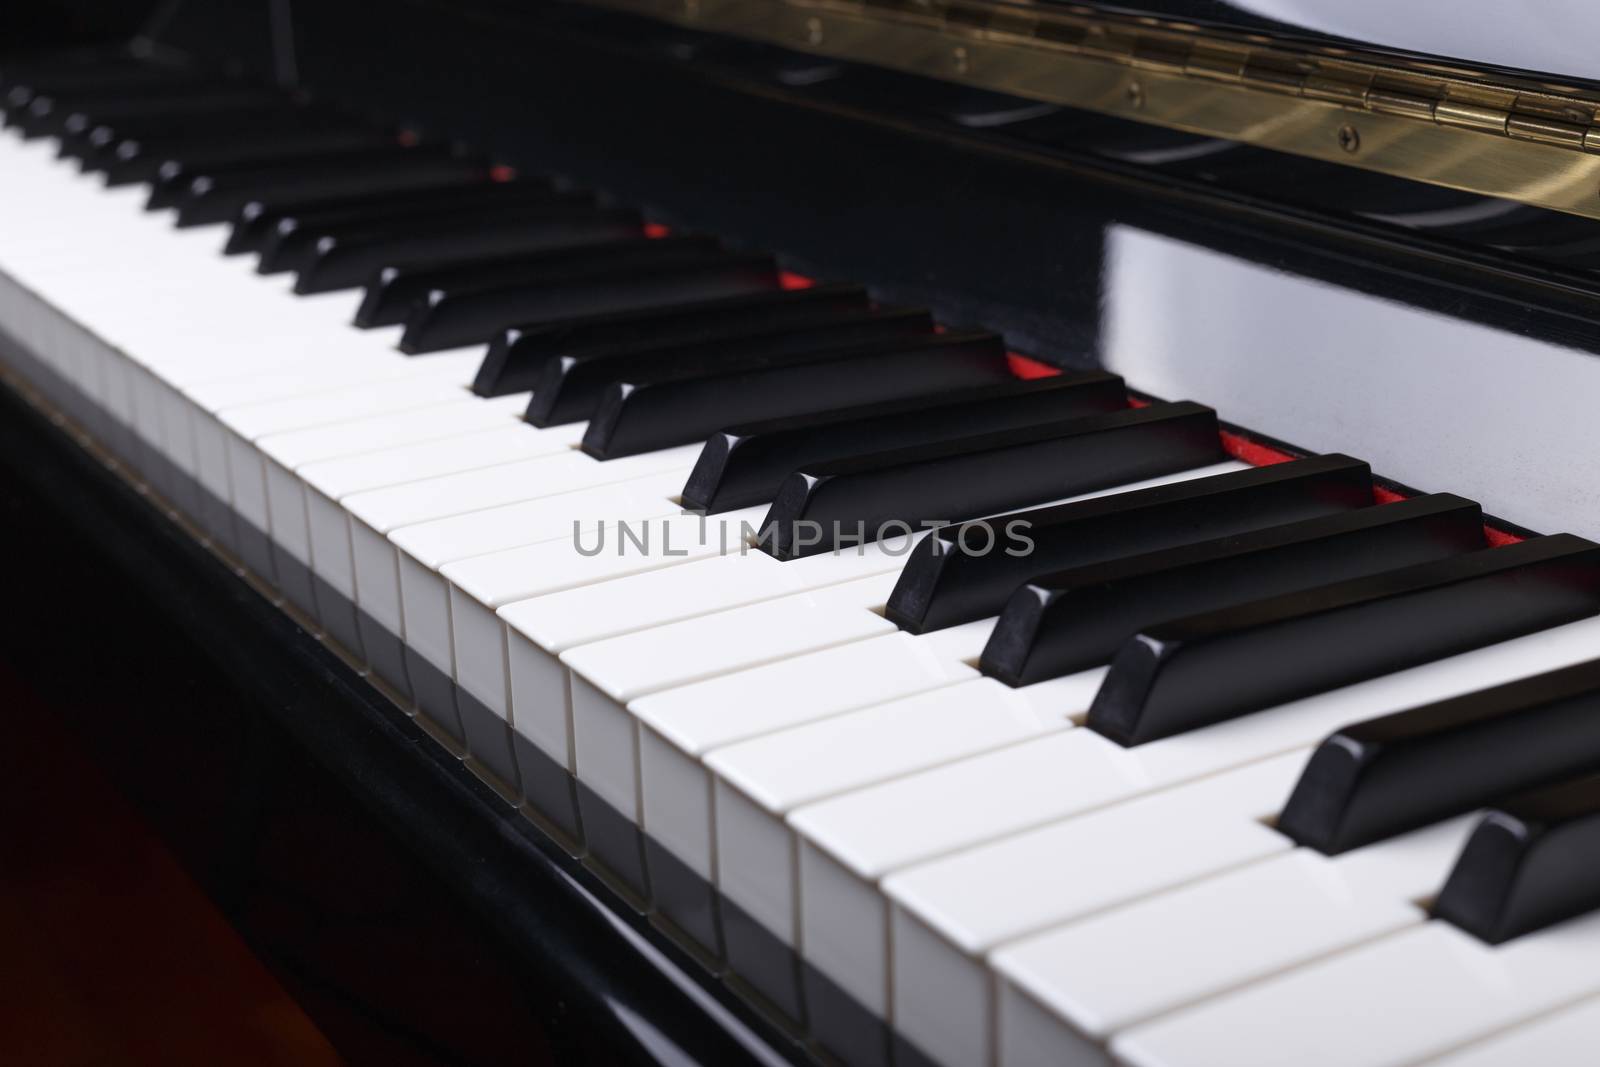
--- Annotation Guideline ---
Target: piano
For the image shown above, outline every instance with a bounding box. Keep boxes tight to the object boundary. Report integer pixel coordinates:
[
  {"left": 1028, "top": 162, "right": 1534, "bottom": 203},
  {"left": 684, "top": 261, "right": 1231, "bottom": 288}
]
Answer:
[{"left": 6, "top": 1, "right": 1600, "bottom": 1064}]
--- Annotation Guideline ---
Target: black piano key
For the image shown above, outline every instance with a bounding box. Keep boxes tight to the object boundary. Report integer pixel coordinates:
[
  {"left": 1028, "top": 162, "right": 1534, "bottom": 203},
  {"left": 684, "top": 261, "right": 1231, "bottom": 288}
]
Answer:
[
  {"left": 398, "top": 249, "right": 777, "bottom": 354},
  {"left": 148, "top": 142, "right": 423, "bottom": 210},
  {"left": 1436, "top": 772, "right": 1600, "bottom": 944},
  {"left": 584, "top": 331, "right": 1017, "bottom": 461},
  {"left": 45, "top": 86, "right": 287, "bottom": 141},
  {"left": 68, "top": 100, "right": 303, "bottom": 161},
  {"left": 249, "top": 181, "right": 566, "bottom": 268},
  {"left": 759, "top": 401, "right": 1223, "bottom": 560},
  {"left": 18, "top": 82, "right": 270, "bottom": 139},
  {"left": 525, "top": 307, "right": 936, "bottom": 428},
  {"left": 980, "top": 493, "right": 1487, "bottom": 688},
  {"left": 354, "top": 236, "right": 726, "bottom": 328},
  {"left": 1093, "top": 534, "right": 1600, "bottom": 748},
  {"left": 290, "top": 195, "right": 612, "bottom": 292},
  {"left": 230, "top": 175, "right": 536, "bottom": 256},
  {"left": 3, "top": 62, "right": 193, "bottom": 124},
  {"left": 168, "top": 149, "right": 489, "bottom": 226},
  {"left": 888, "top": 453, "right": 1377, "bottom": 634},
  {"left": 682, "top": 372, "right": 1128, "bottom": 514},
  {"left": 1274, "top": 627, "right": 1600, "bottom": 856},
  {"left": 472, "top": 284, "right": 872, "bottom": 398},
  {"left": 103, "top": 121, "right": 392, "bottom": 186}
]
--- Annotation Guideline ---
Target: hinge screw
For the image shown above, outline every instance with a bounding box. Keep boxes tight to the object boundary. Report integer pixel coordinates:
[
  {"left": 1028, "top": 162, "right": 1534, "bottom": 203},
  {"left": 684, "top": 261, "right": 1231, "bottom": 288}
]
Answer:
[
  {"left": 953, "top": 47, "right": 970, "bottom": 74},
  {"left": 1338, "top": 123, "right": 1361, "bottom": 153},
  {"left": 1126, "top": 81, "right": 1144, "bottom": 109},
  {"left": 806, "top": 17, "right": 824, "bottom": 45}
]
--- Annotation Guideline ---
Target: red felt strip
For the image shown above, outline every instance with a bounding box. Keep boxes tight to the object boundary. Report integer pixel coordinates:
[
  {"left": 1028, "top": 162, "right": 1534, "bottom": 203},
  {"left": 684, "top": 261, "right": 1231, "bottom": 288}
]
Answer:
[
  {"left": 778, "top": 271, "right": 814, "bottom": 290},
  {"left": 642, "top": 222, "right": 671, "bottom": 239},
  {"left": 488, "top": 164, "right": 516, "bottom": 182},
  {"left": 1006, "top": 353, "right": 1061, "bottom": 380}
]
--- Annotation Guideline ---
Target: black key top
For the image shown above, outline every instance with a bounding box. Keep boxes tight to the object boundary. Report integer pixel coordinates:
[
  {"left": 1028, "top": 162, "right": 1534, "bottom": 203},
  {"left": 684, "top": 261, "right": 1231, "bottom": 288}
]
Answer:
[
  {"left": 148, "top": 142, "right": 430, "bottom": 210},
  {"left": 473, "top": 284, "right": 872, "bottom": 398},
  {"left": 355, "top": 236, "right": 726, "bottom": 328},
  {"left": 290, "top": 195, "right": 610, "bottom": 292},
  {"left": 888, "top": 453, "right": 1377, "bottom": 634},
  {"left": 4, "top": 63, "right": 192, "bottom": 124},
  {"left": 399, "top": 249, "right": 776, "bottom": 353},
  {"left": 1436, "top": 772, "right": 1600, "bottom": 944},
  {"left": 582, "top": 331, "right": 1017, "bottom": 462},
  {"left": 980, "top": 493, "right": 1486, "bottom": 688},
  {"left": 67, "top": 99, "right": 304, "bottom": 163},
  {"left": 245, "top": 180, "right": 561, "bottom": 264},
  {"left": 1274, "top": 623, "right": 1600, "bottom": 855},
  {"left": 18, "top": 82, "right": 269, "bottom": 139},
  {"left": 683, "top": 373, "right": 1128, "bottom": 513},
  {"left": 169, "top": 149, "right": 488, "bottom": 226},
  {"left": 760, "top": 401, "right": 1223, "bottom": 560},
  {"left": 231, "top": 175, "right": 535, "bottom": 255},
  {"left": 104, "top": 122, "right": 391, "bottom": 186},
  {"left": 526, "top": 307, "right": 936, "bottom": 428},
  {"left": 1094, "top": 534, "right": 1600, "bottom": 748},
  {"left": 41, "top": 85, "right": 286, "bottom": 140}
]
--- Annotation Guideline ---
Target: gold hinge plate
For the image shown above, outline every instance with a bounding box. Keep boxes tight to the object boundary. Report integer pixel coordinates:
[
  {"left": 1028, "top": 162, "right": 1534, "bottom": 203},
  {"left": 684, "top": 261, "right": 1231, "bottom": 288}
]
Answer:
[{"left": 588, "top": 0, "right": 1600, "bottom": 221}]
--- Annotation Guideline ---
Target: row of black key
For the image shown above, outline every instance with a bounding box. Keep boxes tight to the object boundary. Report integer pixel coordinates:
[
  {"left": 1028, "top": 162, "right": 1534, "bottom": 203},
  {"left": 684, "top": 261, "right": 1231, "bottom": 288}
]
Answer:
[{"left": 20, "top": 52, "right": 1600, "bottom": 952}]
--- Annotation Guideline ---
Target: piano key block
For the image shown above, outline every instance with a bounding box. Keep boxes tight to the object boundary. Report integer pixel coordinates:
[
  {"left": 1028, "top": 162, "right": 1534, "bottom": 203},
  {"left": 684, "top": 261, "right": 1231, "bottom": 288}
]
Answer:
[{"left": 14, "top": 45, "right": 1600, "bottom": 1067}]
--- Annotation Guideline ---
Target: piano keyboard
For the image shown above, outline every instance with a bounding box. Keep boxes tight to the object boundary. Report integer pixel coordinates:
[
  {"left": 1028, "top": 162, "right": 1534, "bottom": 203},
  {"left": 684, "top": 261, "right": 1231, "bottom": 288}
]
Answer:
[{"left": 6, "top": 51, "right": 1600, "bottom": 1067}]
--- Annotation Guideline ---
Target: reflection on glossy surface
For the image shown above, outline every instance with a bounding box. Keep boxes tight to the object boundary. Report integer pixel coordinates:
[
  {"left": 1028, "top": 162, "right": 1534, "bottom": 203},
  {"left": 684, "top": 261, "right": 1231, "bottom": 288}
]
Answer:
[{"left": 1102, "top": 223, "right": 1600, "bottom": 539}]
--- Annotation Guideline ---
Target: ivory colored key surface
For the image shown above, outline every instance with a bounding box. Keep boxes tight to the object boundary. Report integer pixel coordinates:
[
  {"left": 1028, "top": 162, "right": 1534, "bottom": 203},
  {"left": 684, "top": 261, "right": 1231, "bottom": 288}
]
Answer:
[
  {"left": 337, "top": 443, "right": 704, "bottom": 728},
  {"left": 1113, "top": 910, "right": 1600, "bottom": 1067},
  {"left": 385, "top": 469, "right": 690, "bottom": 697},
  {"left": 707, "top": 669, "right": 1105, "bottom": 1024},
  {"left": 785, "top": 613, "right": 1600, "bottom": 1029},
  {"left": 1415, "top": 995, "right": 1600, "bottom": 1067},
  {"left": 881, "top": 753, "right": 1306, "bottom": 1067},
  {"left": 290, "top": 418, "right": 589, "bottom": 639},
  {"left": 992, "top": 817, "right": 1475, "bottom": 1066}
]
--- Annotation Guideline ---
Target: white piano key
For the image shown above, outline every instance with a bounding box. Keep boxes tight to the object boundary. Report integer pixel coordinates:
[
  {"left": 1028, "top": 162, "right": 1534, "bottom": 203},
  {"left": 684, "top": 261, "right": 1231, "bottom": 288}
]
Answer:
[
  {"left": 699, "top": 671, "right": 1100, "bottom": 1016},
  {"left": 1416, "top": 995, "right": 1600, "bottom": 1067},
  {"left": 788, "top": 613, "right": 1600, "bottom": 898},
  {"left": 1114, "top": 912, "right": 1600, "bottom": 1067},
  {"left": 882, "top": 753, "right": 1301, "bottom": 1067},
  {"left": 446, "top": 507, "right": 766, "bottom": 721},
  {"left": 551, "top": 574, "right": 900, "bottom": 818},
  {"left": 991, "top": 816, "right": 1475, "bottom": 1065},
  {"left": 341, "top": 443, "right": 702, "bottom": 681},
  {"left": 390, "top": 471, "right": 688, "bottom": 698},
  {"left": 297, "top": 421, "right": 590, "bottom": 606}
]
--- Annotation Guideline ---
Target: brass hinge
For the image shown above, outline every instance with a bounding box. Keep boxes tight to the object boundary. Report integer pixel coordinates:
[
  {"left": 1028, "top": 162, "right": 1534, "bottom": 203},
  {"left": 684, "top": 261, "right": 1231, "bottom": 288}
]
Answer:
[{"left": 587, "top": 0, "right": 1600, "bottom": 219}]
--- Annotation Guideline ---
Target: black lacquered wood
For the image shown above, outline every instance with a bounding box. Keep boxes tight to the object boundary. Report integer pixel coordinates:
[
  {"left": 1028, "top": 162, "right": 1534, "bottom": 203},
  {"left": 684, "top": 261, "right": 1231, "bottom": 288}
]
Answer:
[
  {"left": 166, "top": 149, "right": 488, "bottom": 226},
  {"left": 354, "top": 236, "right": 729, "bottom": 328},
  {"left": 981, "top": 493, "right": 1486, "bottom": 687},
  {"left": 398, "top": 251, "right": 779, "bottom": 354},
  {"left": 472, "top": 284, "right": 871, "bottom": 398},
  {"left": 525, "top": 308, "right": 935, "bottom": 427},
  {"left": 1094, "top": 534, "right": 1600, "bottom": 748},
  {"left": 291, "top": 195, "right": 612, "bottom": 293},
  {"left": 252, "top": 182, "right": 567, "bottom": 270},
  {"left": 887, "top": 453, "right": 1375, "bottom": 634},
  {"left": 682, "top": 373, "right": 1127, "bottom": 514},
  {"left": 1436, "top": 772, "right": 1600, "bottom": 944},
  {"left": 760, "top": 400, "right": 1224, "bottom": 560},
  {"left": 1275, "top": 628, "right": 1600, "bottom": 855},
  {"left": 582, "top": 332, "right": 1015, "bottom": 462}
]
